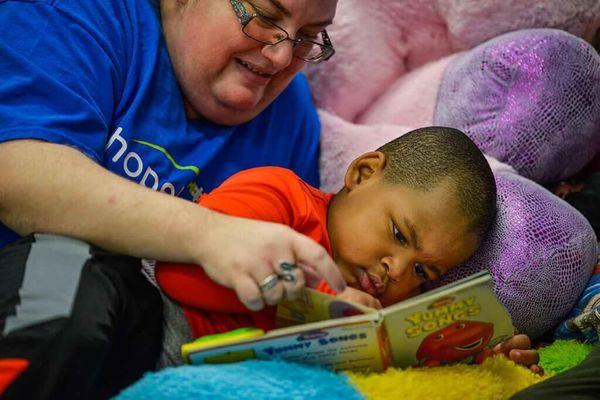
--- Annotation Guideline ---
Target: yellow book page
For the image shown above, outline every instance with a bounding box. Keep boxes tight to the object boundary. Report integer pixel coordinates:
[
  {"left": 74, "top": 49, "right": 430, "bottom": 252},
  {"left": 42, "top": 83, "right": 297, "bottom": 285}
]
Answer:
[{"left": 276, "top": 288, "right": 375, "bottom": 327}]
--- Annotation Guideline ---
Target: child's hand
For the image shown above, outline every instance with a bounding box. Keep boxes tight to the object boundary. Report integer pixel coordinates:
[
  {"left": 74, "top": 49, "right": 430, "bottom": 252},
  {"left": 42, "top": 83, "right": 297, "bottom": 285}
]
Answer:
[
  {"left": 492, "top": 334, "right": 543, "bottom": 374},
  {"left": 337, "top": 287, "right": 382, "bottom": 309}
]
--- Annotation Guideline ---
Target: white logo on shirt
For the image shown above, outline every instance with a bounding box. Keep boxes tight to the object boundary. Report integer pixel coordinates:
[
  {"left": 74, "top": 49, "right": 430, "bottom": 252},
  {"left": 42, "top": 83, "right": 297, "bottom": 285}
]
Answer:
[{"left": 106, "top": 127, "right": 179, "bottom": 195}]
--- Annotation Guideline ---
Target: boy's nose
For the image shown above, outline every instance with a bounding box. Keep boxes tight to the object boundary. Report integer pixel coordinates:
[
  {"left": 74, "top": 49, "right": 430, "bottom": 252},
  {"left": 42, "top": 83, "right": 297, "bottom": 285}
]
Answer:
[{"left": 382, "top": 256, "right": 409, "bottom": 281}]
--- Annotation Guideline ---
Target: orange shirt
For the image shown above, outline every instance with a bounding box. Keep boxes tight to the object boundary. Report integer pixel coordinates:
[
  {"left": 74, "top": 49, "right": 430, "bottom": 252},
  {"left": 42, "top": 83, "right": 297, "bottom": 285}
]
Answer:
[{"left": 156, "top": 167, "right": 336, "bottom": 338}]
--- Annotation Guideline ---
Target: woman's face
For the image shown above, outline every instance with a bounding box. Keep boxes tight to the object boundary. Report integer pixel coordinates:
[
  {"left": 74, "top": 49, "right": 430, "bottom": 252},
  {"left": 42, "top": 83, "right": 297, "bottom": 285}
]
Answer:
[{"left": 161, "top": 0, "right": 337, "bottom": 125}]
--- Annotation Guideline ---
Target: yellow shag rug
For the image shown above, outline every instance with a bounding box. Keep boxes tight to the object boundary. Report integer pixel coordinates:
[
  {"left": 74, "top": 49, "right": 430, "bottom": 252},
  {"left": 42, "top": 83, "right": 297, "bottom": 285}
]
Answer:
[{"left": 347, "top": 356, "right": 552, "bottom": 400}]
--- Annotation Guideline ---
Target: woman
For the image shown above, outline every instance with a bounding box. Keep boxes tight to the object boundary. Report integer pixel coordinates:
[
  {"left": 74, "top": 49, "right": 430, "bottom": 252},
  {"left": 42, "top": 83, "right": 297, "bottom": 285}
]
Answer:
[
  {"left": 0, "top": 0, "right": 344, "bottom": 310},
  {"left": 0, "top": 0, "right": 343, "bottom": 397}
]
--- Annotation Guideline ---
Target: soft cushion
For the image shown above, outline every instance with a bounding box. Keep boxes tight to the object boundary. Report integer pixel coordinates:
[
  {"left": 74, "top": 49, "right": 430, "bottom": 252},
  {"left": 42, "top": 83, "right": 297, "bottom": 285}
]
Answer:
[
  {"left": 426, "top": 171, "right": 598, "bottom": 338},
  {"left": 115, "top": 360, "right": 363, "bottom": 400},
  {"left": 434, "top": 29, "right": 600, "bottom": 182},
  {"left": 308, "top": 1, "right": 600, "bottom": 123}
]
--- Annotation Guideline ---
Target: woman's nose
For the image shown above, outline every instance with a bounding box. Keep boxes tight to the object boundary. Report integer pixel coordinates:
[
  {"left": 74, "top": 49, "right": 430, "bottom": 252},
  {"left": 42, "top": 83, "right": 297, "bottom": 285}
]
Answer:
[{"left": 261, "top": 40, "right": 294, "bottom": 70}]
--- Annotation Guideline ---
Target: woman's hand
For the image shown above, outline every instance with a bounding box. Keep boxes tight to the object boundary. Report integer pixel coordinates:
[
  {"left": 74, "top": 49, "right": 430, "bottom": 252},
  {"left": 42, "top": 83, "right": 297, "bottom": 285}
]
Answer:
[
  {"left": 192, "top": 210, "right": 346, "bottom": 311},
  {"left": 492, "top": 334, "right": 543, "bottom": 374},
  {"left": 336, "top": 287, "right": 382, "bottom": 309},
  {"left": 0, "top": 141, "right": 345, "bottom": 311}
]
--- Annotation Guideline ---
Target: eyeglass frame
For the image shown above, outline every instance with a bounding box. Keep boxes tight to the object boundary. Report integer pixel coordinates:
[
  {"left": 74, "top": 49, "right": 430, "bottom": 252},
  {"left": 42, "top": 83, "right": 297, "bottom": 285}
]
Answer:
[{"left": 229, "top": 0, "right": 335, "bottom": 63}]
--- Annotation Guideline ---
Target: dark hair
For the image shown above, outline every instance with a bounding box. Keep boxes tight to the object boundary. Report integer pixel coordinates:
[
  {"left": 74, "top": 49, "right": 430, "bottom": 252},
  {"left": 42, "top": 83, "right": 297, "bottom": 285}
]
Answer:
[{"left": 377, "top": 126, "right": 497, "bottom": 240}]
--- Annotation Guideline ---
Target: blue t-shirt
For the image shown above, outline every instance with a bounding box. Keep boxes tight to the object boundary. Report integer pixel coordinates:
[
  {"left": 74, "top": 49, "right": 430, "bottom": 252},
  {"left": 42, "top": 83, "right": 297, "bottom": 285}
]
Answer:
[{"left": 0, "top": 0, "right": 321, "bottom": 248}]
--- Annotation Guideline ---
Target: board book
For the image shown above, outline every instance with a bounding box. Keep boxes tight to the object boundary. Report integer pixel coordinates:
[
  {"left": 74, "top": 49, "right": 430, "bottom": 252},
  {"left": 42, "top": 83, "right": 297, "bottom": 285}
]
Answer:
[{"left": 182, "top": 271, "right": 514, "bottom": 372}]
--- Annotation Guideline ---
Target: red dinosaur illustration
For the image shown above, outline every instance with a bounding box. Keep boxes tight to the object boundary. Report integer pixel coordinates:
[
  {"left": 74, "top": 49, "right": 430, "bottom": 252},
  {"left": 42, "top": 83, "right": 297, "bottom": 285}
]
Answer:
[{"left": 415, "top": 320, "right": 495, "bottom": 367}]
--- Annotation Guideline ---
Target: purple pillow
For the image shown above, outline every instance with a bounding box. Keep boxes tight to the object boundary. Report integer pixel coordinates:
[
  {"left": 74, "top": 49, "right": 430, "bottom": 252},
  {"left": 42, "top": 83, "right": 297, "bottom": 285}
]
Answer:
[
  {"left": 434, "top": 29, "right": 600, "bottom": 183},
  {"left": 428, "top": 29, "right": 600, "bottom": 338},
  {"left": 426, "top": 172, "right": 597, "bottom": 338}
]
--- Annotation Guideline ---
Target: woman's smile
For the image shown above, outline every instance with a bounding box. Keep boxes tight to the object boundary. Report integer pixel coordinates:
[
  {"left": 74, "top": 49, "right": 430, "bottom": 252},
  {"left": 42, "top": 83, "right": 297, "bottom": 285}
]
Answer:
[{"left": 235, "top": 58, "right": 273, "bottom": 85}]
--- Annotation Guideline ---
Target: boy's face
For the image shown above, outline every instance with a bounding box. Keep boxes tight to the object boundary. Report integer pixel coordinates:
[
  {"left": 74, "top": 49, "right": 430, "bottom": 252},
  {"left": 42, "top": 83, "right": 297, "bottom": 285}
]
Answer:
[{"left": 327, "top": 152, "right": 480, "bottom": 307}]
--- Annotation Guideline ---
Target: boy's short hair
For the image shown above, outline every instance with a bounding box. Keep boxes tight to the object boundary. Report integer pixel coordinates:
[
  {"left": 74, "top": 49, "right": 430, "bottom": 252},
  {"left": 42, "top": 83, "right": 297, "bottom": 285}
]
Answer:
[{"left": 377, "top": 126, "right": 497, "bottom": 240}]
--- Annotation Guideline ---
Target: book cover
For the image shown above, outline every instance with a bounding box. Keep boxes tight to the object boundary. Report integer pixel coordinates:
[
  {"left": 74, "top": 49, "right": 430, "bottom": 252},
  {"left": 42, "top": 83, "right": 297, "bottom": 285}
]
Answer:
[
  {"left": 381, "top": 271, "right": 514, "bottom": 367},
  {"left": 183, "top": 271, "right": 513, "bottom": 372}
]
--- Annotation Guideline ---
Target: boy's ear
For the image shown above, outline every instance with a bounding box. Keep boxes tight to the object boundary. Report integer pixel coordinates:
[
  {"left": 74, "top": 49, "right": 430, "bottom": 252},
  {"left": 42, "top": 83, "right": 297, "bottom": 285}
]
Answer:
[{"left": 344, "top": 151, "right": 387, "bottom": 191}]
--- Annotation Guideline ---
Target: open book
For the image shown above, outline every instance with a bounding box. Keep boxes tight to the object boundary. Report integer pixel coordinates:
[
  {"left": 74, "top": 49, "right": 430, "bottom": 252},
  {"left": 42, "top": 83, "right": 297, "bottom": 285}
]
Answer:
[{"left": 182, "top": 271, "right": 514, "bottom": 372}]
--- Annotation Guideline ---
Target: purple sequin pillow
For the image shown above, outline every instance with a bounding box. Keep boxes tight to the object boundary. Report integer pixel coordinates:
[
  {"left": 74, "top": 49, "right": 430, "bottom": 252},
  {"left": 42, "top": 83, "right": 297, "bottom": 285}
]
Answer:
[
  {"left": 434, "top": 29, "right": 600, "bottom": 183},
  {"left": 429, "top": 29, "right": 600, "bottom": 338},
  {"left": 427, "top": 172, "right": 597, "bottom": 338}
]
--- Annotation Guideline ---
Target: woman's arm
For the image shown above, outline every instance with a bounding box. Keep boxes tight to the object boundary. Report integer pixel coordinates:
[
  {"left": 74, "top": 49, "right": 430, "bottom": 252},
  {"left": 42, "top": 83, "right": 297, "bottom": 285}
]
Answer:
[
  {"left": 0, "top": 140, "right": 345, "bottom": 309},
  {"left": 0, "top": 140, "right": 204, "bottom": 262},
  {"left": 157, "top": 166, "right": 329, "bottom": 312}
]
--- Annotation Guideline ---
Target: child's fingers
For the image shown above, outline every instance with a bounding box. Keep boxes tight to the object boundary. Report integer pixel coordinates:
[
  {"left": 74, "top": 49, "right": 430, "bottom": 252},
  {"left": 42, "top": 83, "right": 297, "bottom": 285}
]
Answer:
[
  {"left": 493, "top": 334, "right": 531, "bottom": 355},
  {"left": 356, "top": 293, "right": 381, "bottom": 309},
  {"left": 369, "top": 297, "right": 383, "bottom": 309},
  {"left": 338, "top": 288, "right": 382, "bottom": 309},
  {"left": 529, "top": 364, "right": 544, "bottom": 375},
  {"left": 508, "top": 348, "right": 539, "bottom": 366}
]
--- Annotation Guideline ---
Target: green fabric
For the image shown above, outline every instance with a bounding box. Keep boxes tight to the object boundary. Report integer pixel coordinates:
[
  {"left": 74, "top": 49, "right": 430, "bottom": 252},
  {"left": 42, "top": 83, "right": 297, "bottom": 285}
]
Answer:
[
  {"left": 511, "top": 341, "right": 600, "bottom": 399},
  {"left": 539, "top": 340, "right": 595, "bottom": 373}
]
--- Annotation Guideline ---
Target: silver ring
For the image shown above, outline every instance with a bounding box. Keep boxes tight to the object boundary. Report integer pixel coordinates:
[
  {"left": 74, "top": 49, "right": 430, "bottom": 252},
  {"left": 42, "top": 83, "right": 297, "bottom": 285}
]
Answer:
[
  {"left": 279, "top": 262, "right": 298, "bottom": 272},
  {"left": 278, "top": 272, "right": 297, "bottom": 283},
  {"left": 258, "top": 274, "right": 280, "bottom": 292}
]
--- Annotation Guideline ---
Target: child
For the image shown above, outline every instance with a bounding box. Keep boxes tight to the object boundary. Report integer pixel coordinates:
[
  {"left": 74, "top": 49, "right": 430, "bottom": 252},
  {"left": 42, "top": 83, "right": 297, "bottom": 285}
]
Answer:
[{"left": 156, "top": 126, "right": 541, "bottom": 371}]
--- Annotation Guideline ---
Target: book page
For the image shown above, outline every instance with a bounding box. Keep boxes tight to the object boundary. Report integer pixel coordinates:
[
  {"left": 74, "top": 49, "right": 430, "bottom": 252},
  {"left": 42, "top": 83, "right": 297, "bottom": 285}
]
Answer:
[
  {"left": 276, "top": 288, "right": 375, "bottom": 327},
  {"left": 187, "top": 313, "right": 390, "bottom": 373},
  {"left": 381, "top": 272, "right": 514, "bottom": 368}
]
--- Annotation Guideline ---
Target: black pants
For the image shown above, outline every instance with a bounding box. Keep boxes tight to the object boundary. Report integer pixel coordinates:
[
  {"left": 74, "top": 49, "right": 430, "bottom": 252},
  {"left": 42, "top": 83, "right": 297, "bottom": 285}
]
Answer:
[
  {"left": 511, "top": 344, "right": 600, "bottom": 400},
  {"left": 0, "top": 234, "right": 163, "bottom": 399}
]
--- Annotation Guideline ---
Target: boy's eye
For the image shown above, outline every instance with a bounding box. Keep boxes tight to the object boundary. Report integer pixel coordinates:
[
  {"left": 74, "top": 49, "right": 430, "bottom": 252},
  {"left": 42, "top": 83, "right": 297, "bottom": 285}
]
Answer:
[
  {"left": 392, "top": 223, "right": 408, "bottom": 245},
  {"left": 414, "top": 263, "right": 429, "bottom": 280}
]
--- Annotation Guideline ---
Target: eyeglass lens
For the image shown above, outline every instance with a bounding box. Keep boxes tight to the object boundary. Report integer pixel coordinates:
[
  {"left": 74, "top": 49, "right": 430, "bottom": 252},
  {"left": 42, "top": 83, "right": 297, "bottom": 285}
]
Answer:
[{"left": 243, "top": 17, "right": 326, "bottom": 61}]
